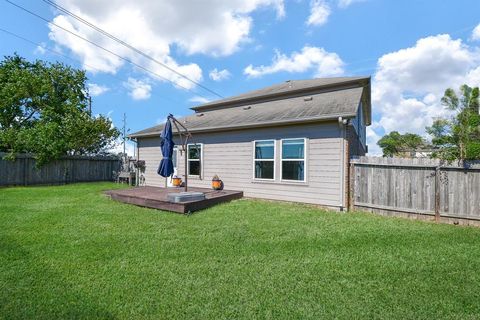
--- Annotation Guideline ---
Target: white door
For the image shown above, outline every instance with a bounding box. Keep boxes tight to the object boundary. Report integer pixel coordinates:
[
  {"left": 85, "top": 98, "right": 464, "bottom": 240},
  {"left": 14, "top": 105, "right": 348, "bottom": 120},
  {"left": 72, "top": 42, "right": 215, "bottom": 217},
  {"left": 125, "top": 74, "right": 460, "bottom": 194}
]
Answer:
[{"left": 167, "top": 146, "right": 178, "bottom": 187}]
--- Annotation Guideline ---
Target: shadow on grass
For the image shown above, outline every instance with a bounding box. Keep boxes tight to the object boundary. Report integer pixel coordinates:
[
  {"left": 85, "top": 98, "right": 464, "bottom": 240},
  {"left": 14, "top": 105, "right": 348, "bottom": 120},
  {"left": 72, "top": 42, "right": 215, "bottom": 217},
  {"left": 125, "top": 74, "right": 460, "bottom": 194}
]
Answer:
[{"left": 0, "top": 234, "right": 116, "bottom": 320}]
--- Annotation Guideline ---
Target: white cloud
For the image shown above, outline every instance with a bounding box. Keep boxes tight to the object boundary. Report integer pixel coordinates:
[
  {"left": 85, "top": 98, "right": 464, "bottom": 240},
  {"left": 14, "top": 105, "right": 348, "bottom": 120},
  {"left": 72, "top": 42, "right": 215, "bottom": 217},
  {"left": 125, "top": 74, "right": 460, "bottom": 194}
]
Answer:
[
  {"left": 48, "top": 0, "right": 284, "bottom": 90},
  {"left": 189, "top": 96, "right": 211, "bottom": 104},
  {"left": 88, "top": 83, "right": 109, "bottom": 96},
  {"left": 472, "top": 23, "right": 480, "bottom": 41},
  {"left": 369, "top": 34, "right": 480, "bottom": 154},
  {"left": 108, "top": 138, "right": 135, "bottom": 156},
  {"left": 209, "top": 68, "right": 231, "bottom": 81},
  {"left": 307, "top": 0, "right": 331, "bottom": 26},
  {"left": 34, "top": 43, "right": 47, "bottom": 55},
  {"left": 338, "top": 0, "right": 364, "bottom": 8},
  {"left": 244, "top": 46, "right": 344, "bottom": 78},
  {"left": 366, "top": 122, "right": 382, "bottom": 156},
  {"left": 124, "top": 78, "right": 152, "bottom": 100}
]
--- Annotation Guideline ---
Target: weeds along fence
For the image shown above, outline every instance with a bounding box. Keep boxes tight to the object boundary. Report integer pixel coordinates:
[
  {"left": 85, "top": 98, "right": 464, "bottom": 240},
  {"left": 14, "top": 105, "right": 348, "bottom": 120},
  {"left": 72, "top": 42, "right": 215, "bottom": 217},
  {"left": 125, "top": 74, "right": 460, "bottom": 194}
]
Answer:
[
  {"left": 0, "top": 153, "right": 121, "bottom": 187},
  {"left": 350, "top": 156, "right": 480, "bottom": 224}
]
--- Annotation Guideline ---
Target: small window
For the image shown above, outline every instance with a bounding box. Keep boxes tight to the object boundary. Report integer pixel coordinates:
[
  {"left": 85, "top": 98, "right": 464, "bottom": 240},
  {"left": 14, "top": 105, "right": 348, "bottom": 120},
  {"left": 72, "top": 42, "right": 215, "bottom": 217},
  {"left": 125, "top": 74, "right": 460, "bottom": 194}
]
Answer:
[
  {"left": 187, "top": 144, "right": 201, "bottom": 176},
  {"left": 281, "top": 139, "right": 306, "bottom": 181},
  {"left": 254, "top": 140, "right": 275, "bottom": 180}
]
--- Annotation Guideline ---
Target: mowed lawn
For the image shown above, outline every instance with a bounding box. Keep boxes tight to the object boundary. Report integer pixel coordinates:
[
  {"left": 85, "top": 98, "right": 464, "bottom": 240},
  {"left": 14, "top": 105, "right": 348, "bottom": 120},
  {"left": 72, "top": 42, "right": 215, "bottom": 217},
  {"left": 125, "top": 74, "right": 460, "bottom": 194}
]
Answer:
[{"left": 1, "top": 183, "right": 480, "bottom": 319}]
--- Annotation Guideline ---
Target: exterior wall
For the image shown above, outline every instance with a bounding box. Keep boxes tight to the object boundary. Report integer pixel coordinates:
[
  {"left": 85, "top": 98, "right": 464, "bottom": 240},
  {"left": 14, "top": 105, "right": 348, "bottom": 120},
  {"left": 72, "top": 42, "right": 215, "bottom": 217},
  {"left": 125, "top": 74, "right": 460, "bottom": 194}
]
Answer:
[
  {"left": 137, "top": 122, "right": 347, "bottom": 208},
  {"left": 351, "top": 101, "right": 367, "bottom": 151},
  {"left": 347, "top": 126, "right": 366, "bottom": 157}
]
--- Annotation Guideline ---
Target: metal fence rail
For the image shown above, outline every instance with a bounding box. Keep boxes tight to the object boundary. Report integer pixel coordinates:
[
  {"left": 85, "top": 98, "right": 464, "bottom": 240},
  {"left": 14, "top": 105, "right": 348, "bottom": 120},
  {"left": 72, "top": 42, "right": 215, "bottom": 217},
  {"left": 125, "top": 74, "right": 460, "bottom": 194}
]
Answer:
[
  {"left": 350, "top": 156, "right": 480, "bottom": 222},
  {"left": 0, "top": 153, "right": 121, "bottom": 186}
]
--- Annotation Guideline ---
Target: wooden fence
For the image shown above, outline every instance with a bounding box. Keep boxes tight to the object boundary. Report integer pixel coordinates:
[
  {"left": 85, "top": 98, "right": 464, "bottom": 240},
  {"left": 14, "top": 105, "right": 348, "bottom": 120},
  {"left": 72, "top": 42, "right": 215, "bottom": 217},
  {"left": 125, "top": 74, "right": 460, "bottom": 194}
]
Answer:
[
  {"left": 0, "top": 153, "right": 121, "bottom": 187},
  {"left": 350, "top": 156, "right": 480, "bottom": 223}
]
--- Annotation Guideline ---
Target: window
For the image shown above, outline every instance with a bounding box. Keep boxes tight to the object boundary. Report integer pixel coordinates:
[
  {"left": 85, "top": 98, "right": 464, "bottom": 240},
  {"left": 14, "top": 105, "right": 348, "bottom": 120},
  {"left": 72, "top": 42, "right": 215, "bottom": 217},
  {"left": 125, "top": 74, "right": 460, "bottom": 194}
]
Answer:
[
  {"left": 187, "top": 144, "right": 202, "bottom": 176},
  {"left": 254, "top": 140, "right": 275, "bottom": 180},
  {"left": 281, "top": 138, "right": 306, "bottom": 181}
]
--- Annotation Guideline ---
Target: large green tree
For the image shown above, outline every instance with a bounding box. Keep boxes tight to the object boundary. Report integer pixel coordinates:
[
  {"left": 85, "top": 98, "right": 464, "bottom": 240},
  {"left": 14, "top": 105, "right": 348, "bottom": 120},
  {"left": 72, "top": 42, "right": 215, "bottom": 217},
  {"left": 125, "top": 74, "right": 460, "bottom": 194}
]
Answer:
[
  {"left": 377, "top": 131, "right": 427, "bottom": 157},
  {"left": 426, "top": 84, "right": 480, "bottom": 162},
  {"left": 0, "top": 54, "right": 119, "bottom": 165}
]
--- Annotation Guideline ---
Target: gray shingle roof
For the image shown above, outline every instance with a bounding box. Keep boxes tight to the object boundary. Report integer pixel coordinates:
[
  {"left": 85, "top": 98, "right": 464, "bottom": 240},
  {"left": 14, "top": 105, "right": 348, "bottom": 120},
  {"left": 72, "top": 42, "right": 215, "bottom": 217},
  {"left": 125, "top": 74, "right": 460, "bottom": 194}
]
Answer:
[
  {"left": 192, "top": 76, "right": 369, "bottom": 111},
  {"left": 130, "top": 80, "right": 368, "bottom": 138}
]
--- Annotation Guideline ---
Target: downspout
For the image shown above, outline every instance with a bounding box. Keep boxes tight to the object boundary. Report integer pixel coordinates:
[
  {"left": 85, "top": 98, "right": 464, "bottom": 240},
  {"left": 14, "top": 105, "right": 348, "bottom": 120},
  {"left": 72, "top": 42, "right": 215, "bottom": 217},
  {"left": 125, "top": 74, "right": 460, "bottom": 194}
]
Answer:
[{"left": 338, "top": 116, "right": 348, "bottom": 211}]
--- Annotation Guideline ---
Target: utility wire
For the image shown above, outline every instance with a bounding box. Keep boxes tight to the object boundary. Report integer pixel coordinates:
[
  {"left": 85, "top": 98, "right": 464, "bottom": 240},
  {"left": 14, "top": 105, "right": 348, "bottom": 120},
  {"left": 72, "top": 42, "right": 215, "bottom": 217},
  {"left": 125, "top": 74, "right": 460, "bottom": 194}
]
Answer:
[
  {"left": 4, "top": 0, "right": 213, "bottom": 101},
  {"left": 0, "top": 26, "right": 184, "bottom": 105},
  {"left": 42, "top": 0, "right": 223, "bottom": 98},
  {"left": 0, "top": 27, "right": 113, "bottom": 77}
]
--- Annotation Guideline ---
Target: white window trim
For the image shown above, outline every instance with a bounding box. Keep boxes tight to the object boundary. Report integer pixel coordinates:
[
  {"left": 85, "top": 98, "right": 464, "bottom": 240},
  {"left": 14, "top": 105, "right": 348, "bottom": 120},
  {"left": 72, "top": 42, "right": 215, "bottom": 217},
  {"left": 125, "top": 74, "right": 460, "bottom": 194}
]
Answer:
[
  {"left": 187, "top": 143, "right": 203, "bottom": 177},
  {"left": 252, "top": 139, "right": 276, "bottom": 181},
  {"left": 172, "top": 146, "right": 178, "bottom": 169},
  {"left": 280, "top": 138, "right": 307, "bottom": 183}
]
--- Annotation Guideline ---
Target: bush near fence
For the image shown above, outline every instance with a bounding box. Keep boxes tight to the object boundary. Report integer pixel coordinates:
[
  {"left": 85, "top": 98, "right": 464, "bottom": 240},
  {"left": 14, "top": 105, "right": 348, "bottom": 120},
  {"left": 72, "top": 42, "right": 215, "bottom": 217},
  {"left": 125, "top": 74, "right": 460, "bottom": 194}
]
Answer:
[
  {"left": 350, "top": 156, "right": 480, "bottom": 225},
  {"left": 0, "top": 152, "right": 121, "bottom": 186}
]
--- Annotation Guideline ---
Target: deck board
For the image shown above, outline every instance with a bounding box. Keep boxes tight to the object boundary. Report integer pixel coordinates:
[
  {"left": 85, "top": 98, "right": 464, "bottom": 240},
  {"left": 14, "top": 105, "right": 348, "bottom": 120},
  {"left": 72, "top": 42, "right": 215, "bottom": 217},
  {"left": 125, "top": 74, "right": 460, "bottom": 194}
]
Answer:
[{"left": 105, "top": 186, "right": 243, "bottom": 213}]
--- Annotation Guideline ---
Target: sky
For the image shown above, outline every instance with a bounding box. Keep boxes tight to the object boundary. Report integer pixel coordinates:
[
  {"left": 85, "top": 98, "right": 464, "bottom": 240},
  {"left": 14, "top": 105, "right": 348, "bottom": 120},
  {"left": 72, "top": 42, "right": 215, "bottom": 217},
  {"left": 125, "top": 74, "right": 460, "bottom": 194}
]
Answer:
[{"left": 1, "top": 0, "right": 480, "bottom": 155}]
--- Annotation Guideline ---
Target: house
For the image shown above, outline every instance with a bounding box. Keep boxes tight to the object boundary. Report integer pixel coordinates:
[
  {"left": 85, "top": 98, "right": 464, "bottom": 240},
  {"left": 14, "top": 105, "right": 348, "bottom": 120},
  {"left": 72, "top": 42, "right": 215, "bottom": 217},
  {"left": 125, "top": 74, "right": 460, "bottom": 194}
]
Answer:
[{"left": 129, "top": 76, "right": 371, "bottom": 211}]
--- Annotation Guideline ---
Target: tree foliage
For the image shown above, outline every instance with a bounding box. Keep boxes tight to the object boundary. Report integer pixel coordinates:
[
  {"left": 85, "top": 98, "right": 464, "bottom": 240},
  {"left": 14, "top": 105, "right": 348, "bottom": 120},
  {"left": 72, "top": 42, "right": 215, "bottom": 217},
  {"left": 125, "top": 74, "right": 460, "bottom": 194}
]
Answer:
[
  {"left": 0, "top": 54, "right": 119, "bottom": 165},
  {"left": 426, "top": 84, "right": 480, "bottom": 162},
  {"left": 377, "top": 131, "right": 427, "bottom": 157}
]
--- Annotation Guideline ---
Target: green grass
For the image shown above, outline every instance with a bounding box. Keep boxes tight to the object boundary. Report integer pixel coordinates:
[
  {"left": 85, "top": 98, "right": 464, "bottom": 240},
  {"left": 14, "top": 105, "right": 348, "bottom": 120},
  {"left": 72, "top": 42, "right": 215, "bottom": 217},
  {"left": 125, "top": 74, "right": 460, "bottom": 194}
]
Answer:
[{"left": 1, "top": 183, "right": 480, "bottom": 319}]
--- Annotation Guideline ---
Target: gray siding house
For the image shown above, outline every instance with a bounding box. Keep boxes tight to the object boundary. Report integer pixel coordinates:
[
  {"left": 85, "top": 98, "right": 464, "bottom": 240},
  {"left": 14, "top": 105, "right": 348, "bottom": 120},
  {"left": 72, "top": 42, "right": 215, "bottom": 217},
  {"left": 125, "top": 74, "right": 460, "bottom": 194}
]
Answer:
[{"left": 130, "top": 77, "right": 371, "bottom": 210}]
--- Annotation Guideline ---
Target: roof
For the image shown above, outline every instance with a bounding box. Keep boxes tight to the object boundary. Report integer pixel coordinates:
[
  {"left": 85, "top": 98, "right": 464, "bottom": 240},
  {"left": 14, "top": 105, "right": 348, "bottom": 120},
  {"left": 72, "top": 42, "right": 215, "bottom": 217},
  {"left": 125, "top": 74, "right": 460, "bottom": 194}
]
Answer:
[
  {"left": 191, "top": 76, "right": 370, "bottom": 112},
  {"left": 130, "top": 77, "right": 371, "bottom": 138}
]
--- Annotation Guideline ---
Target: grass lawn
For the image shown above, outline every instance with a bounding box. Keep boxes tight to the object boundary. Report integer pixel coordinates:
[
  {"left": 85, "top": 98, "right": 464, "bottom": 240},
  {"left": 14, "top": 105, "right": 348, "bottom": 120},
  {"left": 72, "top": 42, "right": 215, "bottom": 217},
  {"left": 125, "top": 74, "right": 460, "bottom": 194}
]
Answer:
[{"left": 1, "top": 183, "right": 480, "bottom": 319}]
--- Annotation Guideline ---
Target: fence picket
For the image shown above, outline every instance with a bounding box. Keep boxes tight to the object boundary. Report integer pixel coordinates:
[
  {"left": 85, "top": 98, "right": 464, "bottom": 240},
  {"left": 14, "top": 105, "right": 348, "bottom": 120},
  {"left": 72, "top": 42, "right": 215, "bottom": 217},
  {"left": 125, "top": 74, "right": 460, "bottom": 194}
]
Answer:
[
  {"left": 351, "top": 157, "right": 480, "bottom": 222},
  {"left": 0, "top": 153, "right": 121, "bottom": 186}
]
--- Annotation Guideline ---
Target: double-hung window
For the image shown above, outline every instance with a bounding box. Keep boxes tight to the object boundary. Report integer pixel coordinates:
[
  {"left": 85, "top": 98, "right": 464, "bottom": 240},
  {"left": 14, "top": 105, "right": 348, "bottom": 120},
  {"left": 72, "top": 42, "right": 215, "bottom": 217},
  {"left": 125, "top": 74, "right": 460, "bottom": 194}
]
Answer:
[
  {"left": 187, "top": 144, "right": 202, "bottom": 176},
  {"left": 254, "top": 140, "right": 275, "bottom": 180},
  {"left": 281, "top": 138, "right": 306, "bottom": 182}
]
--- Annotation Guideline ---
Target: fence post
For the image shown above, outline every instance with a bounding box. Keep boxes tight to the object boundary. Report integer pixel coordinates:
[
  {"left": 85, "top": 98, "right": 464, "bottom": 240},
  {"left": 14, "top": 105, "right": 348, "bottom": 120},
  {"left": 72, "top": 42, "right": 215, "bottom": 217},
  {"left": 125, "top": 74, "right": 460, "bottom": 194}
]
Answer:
[
  {"left": 349, "top": 161, "right": 355, "bottom": 211},
  {"left": 23, "top": 156, "right": 28, "bottom": 186},
  {"left": 434, "top": 166, "right": 440, "bottom": 222}
]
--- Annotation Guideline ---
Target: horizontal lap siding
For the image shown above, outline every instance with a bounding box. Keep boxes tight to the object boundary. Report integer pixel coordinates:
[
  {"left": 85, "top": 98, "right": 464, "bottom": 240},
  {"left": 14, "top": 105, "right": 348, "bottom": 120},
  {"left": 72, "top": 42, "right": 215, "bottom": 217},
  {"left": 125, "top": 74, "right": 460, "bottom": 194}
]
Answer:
[{"left": 138, "top": 123, "right": 344, "bottom": 207}]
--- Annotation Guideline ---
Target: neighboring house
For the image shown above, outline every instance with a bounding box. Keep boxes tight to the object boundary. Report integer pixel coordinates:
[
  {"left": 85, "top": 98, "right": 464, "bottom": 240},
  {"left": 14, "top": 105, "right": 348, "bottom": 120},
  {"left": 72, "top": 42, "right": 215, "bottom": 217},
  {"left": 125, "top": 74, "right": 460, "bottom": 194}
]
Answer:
[{"left": 129, "top": 77, "right": 371, "bottom": 210}]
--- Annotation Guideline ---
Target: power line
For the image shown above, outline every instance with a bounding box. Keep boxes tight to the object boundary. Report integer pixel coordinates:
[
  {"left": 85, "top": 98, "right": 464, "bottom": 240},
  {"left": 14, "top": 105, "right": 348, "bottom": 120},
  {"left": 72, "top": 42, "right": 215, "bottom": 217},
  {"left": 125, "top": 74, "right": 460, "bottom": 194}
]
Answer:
[
  {"left": 0, "top": 27, "right": 112, "bottom": 76},
  {"left": 0, "top": 26, "right": 184, "bottom": 106},
  {"left": 42, "top": 0, "right": 223, "bottom": 98},
  {"left": 4, "top": 0, "right": 213, "bottom": 101}
]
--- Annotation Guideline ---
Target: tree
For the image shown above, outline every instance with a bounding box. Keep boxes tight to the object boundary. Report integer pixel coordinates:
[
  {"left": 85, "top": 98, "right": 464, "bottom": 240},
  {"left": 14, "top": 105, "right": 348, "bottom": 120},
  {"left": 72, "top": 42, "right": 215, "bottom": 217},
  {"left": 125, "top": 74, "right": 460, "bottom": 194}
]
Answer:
[
  {"left": 377, "top": 131, "right": 427, "bottom": 157},
  {"left": 426, "top": 84, "right": 480, "bottom": 162},
  {"left": 0, "top": 54, "right": 119, "bottom": 165}
]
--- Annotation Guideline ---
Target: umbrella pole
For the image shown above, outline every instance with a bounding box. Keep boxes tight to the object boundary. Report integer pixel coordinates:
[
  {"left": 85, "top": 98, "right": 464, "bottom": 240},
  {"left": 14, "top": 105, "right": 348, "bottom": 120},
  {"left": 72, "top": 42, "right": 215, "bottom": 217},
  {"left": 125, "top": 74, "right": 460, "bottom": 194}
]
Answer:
[
  {"left": 184, "top": 144, "right": 188, "bottom": 192},
  {"left": 169, "top": 115, "right": 191, "bottom": 193}
]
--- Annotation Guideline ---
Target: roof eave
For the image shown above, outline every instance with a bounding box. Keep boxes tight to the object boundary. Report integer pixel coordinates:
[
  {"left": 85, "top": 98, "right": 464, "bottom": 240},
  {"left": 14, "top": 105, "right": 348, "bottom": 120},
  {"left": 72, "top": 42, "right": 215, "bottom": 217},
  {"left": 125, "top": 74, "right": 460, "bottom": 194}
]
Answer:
[
  {"left": 363, "top": 79, "right": 372, "bottom": 126},
  {"left": 129, "top": 113, "right": 356, "bottom": 138}
]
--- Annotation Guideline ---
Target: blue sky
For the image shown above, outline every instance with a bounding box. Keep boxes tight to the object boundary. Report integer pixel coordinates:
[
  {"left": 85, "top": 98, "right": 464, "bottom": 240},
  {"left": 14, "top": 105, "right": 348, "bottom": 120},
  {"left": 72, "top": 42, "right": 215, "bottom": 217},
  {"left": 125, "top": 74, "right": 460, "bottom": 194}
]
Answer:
[{"left": 1, "top": 0, "right": 480, "bottom": 155}]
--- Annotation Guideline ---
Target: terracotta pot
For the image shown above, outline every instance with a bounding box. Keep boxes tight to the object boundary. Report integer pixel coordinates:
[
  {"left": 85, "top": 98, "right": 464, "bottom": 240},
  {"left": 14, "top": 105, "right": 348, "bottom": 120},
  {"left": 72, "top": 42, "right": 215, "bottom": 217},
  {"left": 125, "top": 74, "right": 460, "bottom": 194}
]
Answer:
[
  {"left": 212, "top": 179, "right": 222, "bottom": 190},
  {"left": 172, "top": 177, "right": 182, "bottom": 187}
]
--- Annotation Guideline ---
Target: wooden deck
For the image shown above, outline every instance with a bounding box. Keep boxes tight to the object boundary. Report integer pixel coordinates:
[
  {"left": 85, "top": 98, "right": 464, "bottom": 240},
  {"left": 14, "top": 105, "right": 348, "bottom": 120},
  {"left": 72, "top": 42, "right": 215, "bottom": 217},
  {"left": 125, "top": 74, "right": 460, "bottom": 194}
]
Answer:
[{"left": 105, "top": 186, "right": 243, "bottom": 214}]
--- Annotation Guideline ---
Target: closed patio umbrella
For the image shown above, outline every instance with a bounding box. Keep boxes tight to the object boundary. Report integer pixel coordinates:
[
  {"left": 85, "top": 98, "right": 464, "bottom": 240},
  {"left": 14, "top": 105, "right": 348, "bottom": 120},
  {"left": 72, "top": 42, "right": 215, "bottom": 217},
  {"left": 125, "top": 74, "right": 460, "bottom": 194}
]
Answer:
[{"left": 157, "top": 115, "right": 175, "bottom": 178}]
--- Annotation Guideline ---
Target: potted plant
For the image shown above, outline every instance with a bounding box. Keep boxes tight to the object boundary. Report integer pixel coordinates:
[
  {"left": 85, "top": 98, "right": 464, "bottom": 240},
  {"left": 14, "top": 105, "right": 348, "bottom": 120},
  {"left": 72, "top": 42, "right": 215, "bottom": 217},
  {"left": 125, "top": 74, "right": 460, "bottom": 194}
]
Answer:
[
  {"left": 172, "top": 175, "right": 182, "bottom": 187},
  {"left": 212, "top": 174, "right": 223, "bottom": 190}
]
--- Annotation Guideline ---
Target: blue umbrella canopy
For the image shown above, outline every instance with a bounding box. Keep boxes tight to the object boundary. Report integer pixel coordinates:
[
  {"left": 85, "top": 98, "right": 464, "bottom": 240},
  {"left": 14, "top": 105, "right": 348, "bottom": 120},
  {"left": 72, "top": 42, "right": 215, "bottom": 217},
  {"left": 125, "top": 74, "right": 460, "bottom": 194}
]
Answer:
[{"left": 157, "top": 115, "right": 175, "bottom": 177}]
